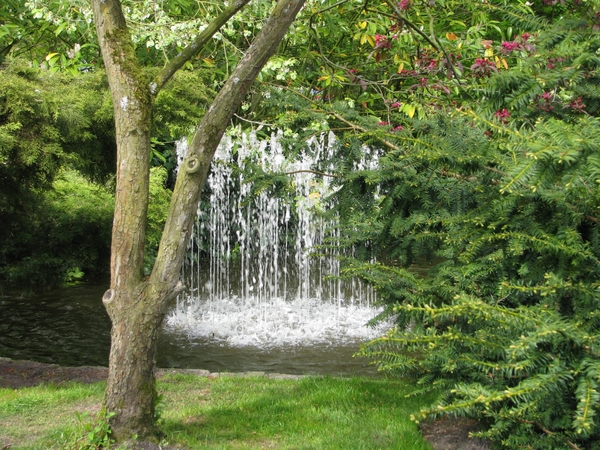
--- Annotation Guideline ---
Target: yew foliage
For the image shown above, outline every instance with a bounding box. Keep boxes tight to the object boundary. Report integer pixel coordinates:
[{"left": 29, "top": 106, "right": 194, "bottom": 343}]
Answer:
[{"left": 326, "top": 3, "right": 600, "bottom": 449}]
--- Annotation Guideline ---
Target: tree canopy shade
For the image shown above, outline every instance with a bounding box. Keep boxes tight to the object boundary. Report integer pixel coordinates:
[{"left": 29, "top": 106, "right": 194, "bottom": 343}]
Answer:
[{"left": 88, "top": 0, "right": 305, "bottom": 442}]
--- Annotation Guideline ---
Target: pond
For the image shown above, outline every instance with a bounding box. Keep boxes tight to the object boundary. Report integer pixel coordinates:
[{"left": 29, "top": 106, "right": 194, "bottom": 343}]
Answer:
[
  {"left": 0, "top": 132, "right": 401, "bottom": 377},
  {"left": 0, "top": 281, "right": 381, "bottom": 376}
]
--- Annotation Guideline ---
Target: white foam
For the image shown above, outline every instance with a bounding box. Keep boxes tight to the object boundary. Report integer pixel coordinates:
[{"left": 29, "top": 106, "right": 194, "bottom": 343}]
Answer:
[{"left": 165, "top": 296, "right": 389, "bottom": 347}]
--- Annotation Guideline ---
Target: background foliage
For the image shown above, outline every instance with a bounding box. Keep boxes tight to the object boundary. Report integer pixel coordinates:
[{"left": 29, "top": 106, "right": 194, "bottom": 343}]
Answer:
[
  {"left": 0, "top": 56, "right": 209, "bottom": 288},
  {"left": 1, "top": 170, "right": 113, "bottom": 289}
]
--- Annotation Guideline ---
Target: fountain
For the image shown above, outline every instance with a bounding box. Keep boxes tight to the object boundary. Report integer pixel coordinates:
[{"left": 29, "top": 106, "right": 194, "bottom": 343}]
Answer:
[
  {"left": 165, "top": 130, "right": 388, "bottom": 348},
  {"left": 0, "top": 129, "right": 388, "bottom": 374}
]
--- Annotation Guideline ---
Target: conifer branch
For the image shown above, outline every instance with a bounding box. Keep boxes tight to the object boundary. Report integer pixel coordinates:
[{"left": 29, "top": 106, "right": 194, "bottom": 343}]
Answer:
[{"left": 518, "top": 419, "right": 581, "bottom": 450}]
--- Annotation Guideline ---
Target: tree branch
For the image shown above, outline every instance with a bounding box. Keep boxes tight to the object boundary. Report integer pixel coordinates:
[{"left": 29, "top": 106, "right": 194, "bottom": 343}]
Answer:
[
  {"left": 284, "top": 169, "right": 340, "bottom": 178},
  {"left": 272, "top": 83, "right": 401, "bottom": 151},
  {"left": 329, "top": 111, "right": 400, "bottom": 151},
  {"left": 380, "top": 0, "right": 464, "bottom": 87},
  {"left": 151, "top": 0, "right": 252, "bottom": 95}
]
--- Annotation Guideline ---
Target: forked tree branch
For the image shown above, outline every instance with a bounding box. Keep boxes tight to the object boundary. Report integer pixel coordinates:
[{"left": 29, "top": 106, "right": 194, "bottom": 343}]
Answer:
[{"left": 151, "top": 0, "right": 306, "bottom": 288}]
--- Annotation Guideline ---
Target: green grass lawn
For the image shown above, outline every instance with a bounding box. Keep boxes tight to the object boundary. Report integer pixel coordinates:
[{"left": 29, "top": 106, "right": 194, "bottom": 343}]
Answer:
[{"left": 0, "top": 374, "right": 435, "bottom": 449}]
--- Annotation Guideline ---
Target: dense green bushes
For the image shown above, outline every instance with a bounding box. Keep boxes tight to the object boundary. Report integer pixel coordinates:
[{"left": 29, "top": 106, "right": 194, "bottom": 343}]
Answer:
[
  {"left": 0, "top": 171, "right": 114, "bottom": 288},
  {"left": 331, "top": 15, "right": 600, "bottom": 450},
  {"left": 0, "top": 167, "right": 174, "bottom": 290},
  {"left": 0, "top": 59, "right": 205, "bottom": 289},
  {"left": 0, "top": 62, "right": 115, "bottom": 289}
]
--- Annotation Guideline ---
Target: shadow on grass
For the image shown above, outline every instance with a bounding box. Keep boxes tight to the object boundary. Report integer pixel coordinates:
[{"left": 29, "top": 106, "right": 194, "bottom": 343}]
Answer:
[{"left": 159, "top": 375, "right": 434, "bottom": 449}]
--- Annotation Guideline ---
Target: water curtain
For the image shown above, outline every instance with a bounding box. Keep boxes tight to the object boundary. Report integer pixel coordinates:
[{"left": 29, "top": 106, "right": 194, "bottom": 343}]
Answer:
[{"left": 166, "top": 131, "right": 386, "bottom": 347}]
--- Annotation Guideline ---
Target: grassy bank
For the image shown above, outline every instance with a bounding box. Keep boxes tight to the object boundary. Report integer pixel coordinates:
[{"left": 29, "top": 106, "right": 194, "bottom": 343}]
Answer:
[{"left": 0, "top": 373, "right": 435, "bottom": 449}]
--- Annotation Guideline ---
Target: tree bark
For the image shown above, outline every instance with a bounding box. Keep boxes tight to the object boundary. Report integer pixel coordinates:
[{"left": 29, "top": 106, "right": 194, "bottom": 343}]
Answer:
[{"left": 91, "top": 0, "right": 305, "bottom": 442}]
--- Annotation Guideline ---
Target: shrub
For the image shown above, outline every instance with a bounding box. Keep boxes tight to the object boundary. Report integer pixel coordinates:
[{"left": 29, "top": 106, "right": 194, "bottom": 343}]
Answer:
[{"left": 1, "top": 171, "right": 113, "bottom": 289}]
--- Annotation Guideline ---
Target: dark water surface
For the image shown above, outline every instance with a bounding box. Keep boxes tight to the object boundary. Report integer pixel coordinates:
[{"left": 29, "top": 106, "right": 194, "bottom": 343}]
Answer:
[{"left": 0, "top": 282, "right": 378, "bottom": 376}]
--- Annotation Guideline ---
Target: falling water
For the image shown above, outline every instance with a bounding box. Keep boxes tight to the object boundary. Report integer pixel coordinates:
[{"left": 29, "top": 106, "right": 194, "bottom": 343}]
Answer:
[{"left": 165, "top": 130, "right": 387, "bottom": 347}]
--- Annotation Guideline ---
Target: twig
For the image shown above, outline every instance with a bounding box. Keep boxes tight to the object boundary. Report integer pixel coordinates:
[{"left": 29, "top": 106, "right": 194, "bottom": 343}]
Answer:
[
  {"left": 518, "top": 419, "right": 580, "bottom": 450},
  {"left": 232, "top": 113, "right": 275, "bottom": 129},
  {"left": 381, "top": 0, "right": 467, "bottom": 92},
  {"left": 329, "top": 111, "right": 400, "bottom": 151},
  {"left": 284, "top": 169, "right": 340, "bottom": 178},
  {"left": 263, "top": 84, "right": 398, "bottom": 152}
]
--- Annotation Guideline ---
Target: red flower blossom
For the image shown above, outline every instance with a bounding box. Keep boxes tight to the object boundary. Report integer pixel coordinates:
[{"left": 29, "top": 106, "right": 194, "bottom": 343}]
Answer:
[
  {"left": 470, "top": 58, "right": 497, "bottom": 78},
  {"left": 538, "top": 91, "right": 554, "bottom": 112},
  {"left": 568, "top": 97, "right": 586, "bottom": 112},
  {"left": 374, "top": 34, "right": 391, "bottom": 50},
  {"left": 501, "top": 41, "right": 521, "bottom": 53},
  {"left": 494, "top": 109, "right": 511, "bottom": 124}
]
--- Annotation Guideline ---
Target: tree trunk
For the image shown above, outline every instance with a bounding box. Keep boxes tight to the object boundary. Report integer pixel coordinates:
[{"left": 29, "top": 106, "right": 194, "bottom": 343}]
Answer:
[{"left": 91, "top": 0, "right": 305, "bottom": 442}]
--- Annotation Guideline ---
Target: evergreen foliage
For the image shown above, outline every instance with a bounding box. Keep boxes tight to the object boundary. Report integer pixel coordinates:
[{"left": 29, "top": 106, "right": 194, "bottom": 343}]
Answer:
[
  {"left": 331, "top": 14, "right": 600, "bottom": 450},
  {"left": 0, "top": 59, "right": 199, "bottom": 288},
  {"left": 0, "top": 171, "right": 114, "bottom": 289},
  {"left": 150, "top": 68, "right": 214, "bottom": 176},
  {"left": 144, "top": 167, "right": 173, "bottom": 274},
  {"left": 0, "top": 61, "right": 116, "bottom": 288}
]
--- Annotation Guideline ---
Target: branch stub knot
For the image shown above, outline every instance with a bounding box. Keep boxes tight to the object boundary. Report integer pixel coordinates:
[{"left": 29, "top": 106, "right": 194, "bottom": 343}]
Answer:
[
  {"left": 103, "top": 289, "right": 115, "bottom": 304},
  {"left": 185, "top": 156, "right": 201, "bottom": 174}
]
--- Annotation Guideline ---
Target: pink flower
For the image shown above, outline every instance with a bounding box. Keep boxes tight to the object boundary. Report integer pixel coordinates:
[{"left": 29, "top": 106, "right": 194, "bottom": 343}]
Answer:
[
  {"left": 494, "top": 109, "right": 511, "bottom": 124},
  {"left": 470, "top": 58, "right": 497, "bottom": 78},
  {"left": 393, "top": 125, "right": 404, "bottom": 132},
  {"left": 501, "top": 41, "right": 521, "bottom": 53},
  {"left": 390, "top": 102, "right": 401, "bottom": 108},
  {"left": 378, "top": 121, "right": 390, "bottom": 126},
  {"left": 426, "top": 60, "right": 439, "bottom": 71},
  {"left": 538, "top": 91, "right": 554, "bottom": 112},
  {"left": 374, "top": 34, "right": 391, "bottom": 50},
  {"left": 568, "top": 97, "right": 586, "bottom": 112},
  {"left": 399, "top": 0, "right": 410, "bottom": 11},
  {"left": 547, "top": 57, "right": 566, "bottom": 69}
]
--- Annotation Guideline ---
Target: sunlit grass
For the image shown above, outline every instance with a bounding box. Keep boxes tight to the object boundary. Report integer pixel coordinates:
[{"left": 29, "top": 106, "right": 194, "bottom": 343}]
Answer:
[
  {"left": 0, "top": 374, "right": 435, "bottom": 449},
  {"left": 0, "top": 382, "right": 104, "bottom": 449}
]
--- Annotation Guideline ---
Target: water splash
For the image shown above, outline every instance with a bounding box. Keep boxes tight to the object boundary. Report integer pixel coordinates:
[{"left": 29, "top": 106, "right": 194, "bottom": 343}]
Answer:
[{"left": 166, "top": 130, "right": 387, "bottom": 347}]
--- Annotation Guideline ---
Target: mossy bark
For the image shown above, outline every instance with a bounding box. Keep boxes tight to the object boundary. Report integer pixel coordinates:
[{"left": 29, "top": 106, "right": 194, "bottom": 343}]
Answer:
[{"left": 91, "top": 0, "right": 305, "bottom": 442}]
